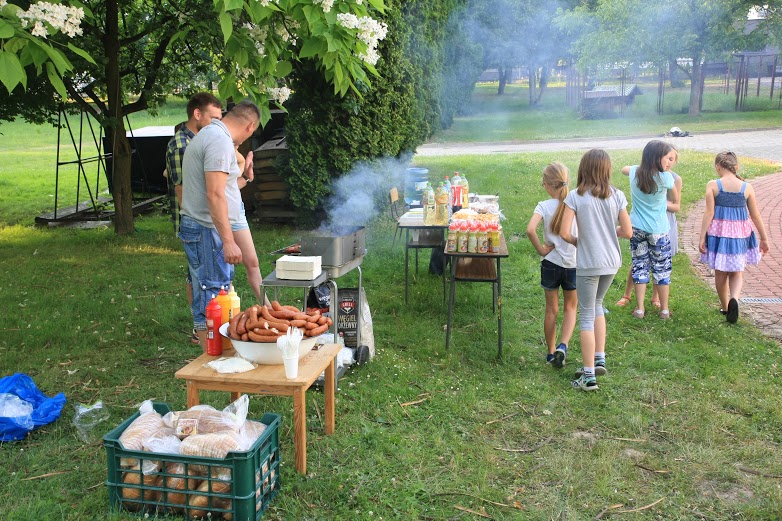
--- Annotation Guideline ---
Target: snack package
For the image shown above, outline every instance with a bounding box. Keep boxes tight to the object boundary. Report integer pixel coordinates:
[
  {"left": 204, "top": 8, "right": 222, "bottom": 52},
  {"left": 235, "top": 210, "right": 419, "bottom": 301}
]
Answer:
[{"left": 163, "top": 395, "right": 249, "bottom": 438}]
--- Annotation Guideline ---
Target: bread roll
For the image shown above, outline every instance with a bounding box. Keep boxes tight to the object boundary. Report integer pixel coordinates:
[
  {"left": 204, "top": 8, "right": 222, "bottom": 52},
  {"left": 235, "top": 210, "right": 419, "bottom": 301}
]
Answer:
[
  {"left": 121, "top": 466, "right": 161, "bottom": 510},
  {"left": 160, "top": 462, "right": 201, "bottom": 513},
  {"left": 186, "top": 479, "right": 232, "bottom": 519}
]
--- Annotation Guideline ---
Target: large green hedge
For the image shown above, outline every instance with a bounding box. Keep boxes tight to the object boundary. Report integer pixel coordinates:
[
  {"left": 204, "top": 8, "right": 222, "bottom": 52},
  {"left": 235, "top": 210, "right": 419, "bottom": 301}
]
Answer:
[{"left": 282, "top": 0, "right": 482, "bottom": 216}]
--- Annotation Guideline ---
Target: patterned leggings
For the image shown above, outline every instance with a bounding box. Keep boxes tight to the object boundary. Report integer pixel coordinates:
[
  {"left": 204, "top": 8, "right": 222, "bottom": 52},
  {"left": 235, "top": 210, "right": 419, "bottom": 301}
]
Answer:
[{"left": 630, "top": 228, "right": 672, "bottom": 285}]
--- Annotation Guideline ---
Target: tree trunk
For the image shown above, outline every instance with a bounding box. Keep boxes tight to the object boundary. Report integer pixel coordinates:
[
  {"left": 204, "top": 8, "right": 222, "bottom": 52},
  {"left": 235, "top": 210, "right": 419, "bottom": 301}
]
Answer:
[
  {"left": 688, "top": 57, "right": 704, "bottom": 117},
  {"left": 106, "top": 0, "right": 134, "bottom": 235},
  {"left": 528, "top": 63, "right": 535, "bottom": 106},
  {"left": 497, "top": 66, "right": 507, "bottom": 95}
]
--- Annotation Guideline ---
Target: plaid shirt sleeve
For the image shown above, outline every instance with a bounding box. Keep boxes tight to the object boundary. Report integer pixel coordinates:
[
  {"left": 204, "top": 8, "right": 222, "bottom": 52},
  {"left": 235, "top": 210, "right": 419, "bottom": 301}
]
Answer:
[{"left": 165, "top": 126, "right": 192, "bottom": 186}]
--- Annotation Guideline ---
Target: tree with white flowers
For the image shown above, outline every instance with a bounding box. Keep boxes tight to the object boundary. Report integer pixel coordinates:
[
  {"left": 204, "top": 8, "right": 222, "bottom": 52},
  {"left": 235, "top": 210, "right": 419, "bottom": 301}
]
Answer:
[{"left": 0, "top": 0, "right": 387, "bottom": 235}]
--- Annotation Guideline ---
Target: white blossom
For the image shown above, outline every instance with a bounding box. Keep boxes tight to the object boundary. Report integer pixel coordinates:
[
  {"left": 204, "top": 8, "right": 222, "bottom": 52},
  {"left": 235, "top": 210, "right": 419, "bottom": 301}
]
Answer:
[
  {"left": 17, "top": 1, "right": 84, "bottom": 39},
  {"left": 31, "top": 21, "right": 48, "bottom": 38},
  {"left": 313, "top": 0, "right": 334, "bottom": 12},
  {"left": 336, "top": 14, "right": 388, "bottom": 65},
  {"left": 0, "top": 0, "right": 8, "bottom": 8},
  {"left": 267, "top": 86, "right": 291, "bottom": 104}
]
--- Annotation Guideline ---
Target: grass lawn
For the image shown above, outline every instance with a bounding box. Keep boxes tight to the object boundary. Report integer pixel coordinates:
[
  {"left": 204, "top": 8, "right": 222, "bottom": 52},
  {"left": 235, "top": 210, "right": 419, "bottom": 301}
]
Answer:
[
  {"left": 435, "top": 84, "right": 782, "bottom": 143},
  {"left": 2, "top": 95, "right": 782, "bottom": 519}
]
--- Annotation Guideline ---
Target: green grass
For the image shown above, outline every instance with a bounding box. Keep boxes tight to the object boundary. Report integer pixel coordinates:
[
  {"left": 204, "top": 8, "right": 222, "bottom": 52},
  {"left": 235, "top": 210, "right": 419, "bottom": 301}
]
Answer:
[
  {"left": 2, "top": 93, "right": 782, "bottom": 519},
  {"left": 436, "top": 83, "right": 782, "bottom": 143}
]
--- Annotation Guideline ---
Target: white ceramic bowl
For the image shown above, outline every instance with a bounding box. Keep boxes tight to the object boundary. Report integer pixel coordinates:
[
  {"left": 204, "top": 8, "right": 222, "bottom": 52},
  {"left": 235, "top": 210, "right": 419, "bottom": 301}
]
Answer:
[{"left": 219, "top": 323, "right": 317, "bottom": 365}]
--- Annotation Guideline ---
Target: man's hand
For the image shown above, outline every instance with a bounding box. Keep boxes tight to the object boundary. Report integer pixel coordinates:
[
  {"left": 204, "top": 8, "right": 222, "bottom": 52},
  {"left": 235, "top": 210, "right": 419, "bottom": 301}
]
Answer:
[
  {"left": 223, "top": 240, "right": 243, "bottom": 265},
  {"left": 243, "top": 150, "right": 254, "bottom": 182}
]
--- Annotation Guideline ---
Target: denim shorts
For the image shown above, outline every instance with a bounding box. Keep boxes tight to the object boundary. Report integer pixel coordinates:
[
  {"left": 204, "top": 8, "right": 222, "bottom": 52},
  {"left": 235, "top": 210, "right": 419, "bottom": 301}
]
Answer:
[
  {"left": 178, "top": 215, "right": 234, "bottom": 329},
  {"left": 231, "top": 203, "right": 249, "bottom": 232},
  {"left": 541, "top": 259, "right": 577, "bottom": 291}
]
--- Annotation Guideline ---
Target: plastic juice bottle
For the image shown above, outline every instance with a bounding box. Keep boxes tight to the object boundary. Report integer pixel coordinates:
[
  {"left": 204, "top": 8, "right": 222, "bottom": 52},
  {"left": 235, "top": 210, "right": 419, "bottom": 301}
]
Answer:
[
  {"left": 205, "top": 296, "right": 223, "bottom": 356},
  {"left": 443, "top": 176, "right": 452, "bottom": 218},
  {"left": 451, "top": 172, "right": 463, "bottom": 212},
  {"left": 489, "top": 222, "right": 500, "bottom": 253},
  {"left": 467, "top": 221, "right": 478, "bottom": 253},
  {"left": 478, "top": 222, "right": 489, "bottom": 253},
  {"left": 423, "top": 182, "right": 436, "bottom": 225},
  {"left": 228, "top": 288, "right": 241, "bottom": 319},
  {"left": 434, "top": 183, "right": 449, "bottom": 225},
  {"left": 215, "top": 289, "right": 232, "bottom": 351},
  {"left": 461, "top": 173, "right": 469, "bottom": 208},
  {"left": 446, "top": 221, "right": 458, "bottom": 252},
  {"left": 457, "top": 221, "right": 469, "bottom": 253}
]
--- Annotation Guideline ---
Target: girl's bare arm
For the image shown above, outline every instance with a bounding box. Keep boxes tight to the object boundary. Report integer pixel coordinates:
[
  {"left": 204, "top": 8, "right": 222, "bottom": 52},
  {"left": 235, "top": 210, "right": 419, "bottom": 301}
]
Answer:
[
  {"left": 745, "top": 185, "right": 769, "bottom": 254},
  {"left": 699, "top": 182, "right": 717, "bottom": 253},
  {"left": 526, "top": 212, "right": 554, "bottom": 256},
  {"left": 559, "top": 207, "right": 577, "bottom": 246}
]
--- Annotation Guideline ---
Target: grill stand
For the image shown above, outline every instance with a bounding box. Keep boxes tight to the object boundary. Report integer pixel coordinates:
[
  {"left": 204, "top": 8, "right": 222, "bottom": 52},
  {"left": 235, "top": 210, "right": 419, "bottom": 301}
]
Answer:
[{"left": 260, "top": 258, "right": 366, "bottom": 388}]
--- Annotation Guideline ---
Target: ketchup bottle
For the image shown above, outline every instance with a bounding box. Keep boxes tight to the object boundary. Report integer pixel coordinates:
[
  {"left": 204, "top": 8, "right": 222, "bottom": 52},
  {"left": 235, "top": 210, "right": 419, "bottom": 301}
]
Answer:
[
  {"left": 216, "top": 289, "right": 232, "bottom": 351},
  {"left": 205, "top": 296, "right": 223, "bottom": 356}
]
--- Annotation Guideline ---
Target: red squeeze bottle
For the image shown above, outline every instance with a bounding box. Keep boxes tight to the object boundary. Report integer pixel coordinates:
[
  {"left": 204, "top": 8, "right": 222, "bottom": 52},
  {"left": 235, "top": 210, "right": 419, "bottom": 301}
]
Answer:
[{"left": 205, "top": 296, "right": 223, "bottom": 356}]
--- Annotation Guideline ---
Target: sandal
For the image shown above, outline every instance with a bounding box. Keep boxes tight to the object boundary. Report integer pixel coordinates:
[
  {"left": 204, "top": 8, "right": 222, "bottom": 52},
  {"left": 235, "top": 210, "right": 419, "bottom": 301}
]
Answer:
[
  {"left": 658, "top": 309, "right": 671, "bottom": 320},
  {"left": 650, "top": 298, "right": 661, "bottom": 309},
  {"left": 615, "top": 296, "right": 632, "bottom": 307},
  {"left": 632, "top": 309, "right": 645, "bottom": 319}
]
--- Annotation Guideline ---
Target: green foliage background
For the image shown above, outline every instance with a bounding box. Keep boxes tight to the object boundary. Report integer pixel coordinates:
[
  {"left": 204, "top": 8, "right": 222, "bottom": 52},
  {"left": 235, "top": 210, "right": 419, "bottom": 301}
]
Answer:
[{"left": 282, "top": 0, "right": 482, "bottom": 215}]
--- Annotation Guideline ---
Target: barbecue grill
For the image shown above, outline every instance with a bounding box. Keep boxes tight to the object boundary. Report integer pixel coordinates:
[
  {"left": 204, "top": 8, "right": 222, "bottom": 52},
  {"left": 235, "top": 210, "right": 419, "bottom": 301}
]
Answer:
[{"left": 267, "top": 225, "right": 369, "bottom": 369}]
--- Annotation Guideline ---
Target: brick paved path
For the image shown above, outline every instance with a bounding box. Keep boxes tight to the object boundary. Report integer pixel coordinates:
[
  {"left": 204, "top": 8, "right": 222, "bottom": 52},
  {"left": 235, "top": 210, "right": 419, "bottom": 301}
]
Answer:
[{"left": 419, "top": 128, "right": 782, "bottom": 340}]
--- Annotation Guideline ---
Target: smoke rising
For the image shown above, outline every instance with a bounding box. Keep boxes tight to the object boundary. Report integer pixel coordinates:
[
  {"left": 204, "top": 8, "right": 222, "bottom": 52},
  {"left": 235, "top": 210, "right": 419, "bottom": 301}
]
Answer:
[{"left": 320, "top": 154, "right": 412, "bottom": 231}]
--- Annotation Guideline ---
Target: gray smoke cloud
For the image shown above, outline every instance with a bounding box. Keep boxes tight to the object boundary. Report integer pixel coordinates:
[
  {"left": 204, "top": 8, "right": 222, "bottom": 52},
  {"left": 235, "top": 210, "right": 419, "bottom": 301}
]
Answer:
[{"left": 320, "top": 155, "right": 412, "bottom": 231}]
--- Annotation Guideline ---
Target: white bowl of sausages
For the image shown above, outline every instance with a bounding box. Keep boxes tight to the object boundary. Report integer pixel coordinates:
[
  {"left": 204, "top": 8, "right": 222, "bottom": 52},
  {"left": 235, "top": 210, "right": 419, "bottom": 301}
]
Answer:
[
  {"left": 219, "top": 303, "right": 332, "bottom": 365},
  {"left": 220, "top": 323, "right": 317, "bottom": 364}
]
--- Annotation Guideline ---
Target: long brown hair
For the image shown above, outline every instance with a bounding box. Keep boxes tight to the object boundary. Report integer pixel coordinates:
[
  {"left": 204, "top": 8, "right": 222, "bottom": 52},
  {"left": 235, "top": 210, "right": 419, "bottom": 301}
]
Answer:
[
  {"left": 715, "top": 151, "right": 742, "bottom": 180},
  {"left": 543, "top": 162, "right": 570, "bottom": 235},
  {"left": 636, "top": 140, "right": 673, "bottom": 194},
  {"left": 577, "top": 149, "right": 612, "bottom": 199}
]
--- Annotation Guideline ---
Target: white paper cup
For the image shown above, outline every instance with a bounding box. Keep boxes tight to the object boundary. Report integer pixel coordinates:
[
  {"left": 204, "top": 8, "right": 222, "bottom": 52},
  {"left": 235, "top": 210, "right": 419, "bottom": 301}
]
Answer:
[{"left": 283, "top": 356, "right": 299, "bottom": 379}]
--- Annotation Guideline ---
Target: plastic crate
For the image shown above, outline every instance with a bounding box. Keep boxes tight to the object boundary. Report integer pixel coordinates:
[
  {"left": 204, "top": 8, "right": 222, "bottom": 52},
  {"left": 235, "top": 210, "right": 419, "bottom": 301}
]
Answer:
[{"left": 104, "top": 402, "right": 280, "bottom": 520}]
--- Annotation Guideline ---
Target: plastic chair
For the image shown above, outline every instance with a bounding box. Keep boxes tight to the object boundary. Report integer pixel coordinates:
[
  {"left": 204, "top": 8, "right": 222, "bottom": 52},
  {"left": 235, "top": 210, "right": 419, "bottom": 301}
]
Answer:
[{"left": 390, "top": 187, "right": 406, "bottom": 246}]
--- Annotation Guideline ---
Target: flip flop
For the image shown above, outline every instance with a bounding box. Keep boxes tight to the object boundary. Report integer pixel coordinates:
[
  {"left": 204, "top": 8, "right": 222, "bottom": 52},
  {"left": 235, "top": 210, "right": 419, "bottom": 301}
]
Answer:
[
  {"left": 650, "top": 298, "right": 661, "bottom": 309},
  {"left": 632, "top": 309, "right": 645, "bottom": 319},
  {"left": 615, "top": 296, "right": 632, "bottom": 307},
  {"left": 658, "top": 309, "right": 671, "bottom": 320}
]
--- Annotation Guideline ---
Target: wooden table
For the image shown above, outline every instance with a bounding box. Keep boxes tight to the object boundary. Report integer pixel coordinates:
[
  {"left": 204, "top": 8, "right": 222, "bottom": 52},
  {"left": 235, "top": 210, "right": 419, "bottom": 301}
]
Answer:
[
  {"left": 174, "top": 343, "right": 341, "bottom": 474},
  {"left": 444, "top": 234, "right": 510, "bottom": 358},
  {"left": 397, "top": 210, "right": 448, "bottom": 303}
]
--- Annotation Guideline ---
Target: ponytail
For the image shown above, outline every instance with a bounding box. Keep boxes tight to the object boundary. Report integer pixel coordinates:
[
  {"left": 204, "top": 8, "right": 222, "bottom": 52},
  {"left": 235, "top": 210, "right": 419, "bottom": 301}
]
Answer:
[{"left": 543, "top": 162, "right": 570, "bottom": 235}]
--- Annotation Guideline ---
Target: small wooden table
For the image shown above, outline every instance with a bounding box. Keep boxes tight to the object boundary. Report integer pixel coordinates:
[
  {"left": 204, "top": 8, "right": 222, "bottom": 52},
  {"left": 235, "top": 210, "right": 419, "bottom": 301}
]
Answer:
[{"left": 174, "top": 343, "right": 341, "bottom": 475}]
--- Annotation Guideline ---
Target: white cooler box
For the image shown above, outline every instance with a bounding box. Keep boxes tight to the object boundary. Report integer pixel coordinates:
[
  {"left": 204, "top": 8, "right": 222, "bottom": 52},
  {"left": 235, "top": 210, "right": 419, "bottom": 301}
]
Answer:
[{"left": 276, "top": 255, "right": 322, "bottom": 280}]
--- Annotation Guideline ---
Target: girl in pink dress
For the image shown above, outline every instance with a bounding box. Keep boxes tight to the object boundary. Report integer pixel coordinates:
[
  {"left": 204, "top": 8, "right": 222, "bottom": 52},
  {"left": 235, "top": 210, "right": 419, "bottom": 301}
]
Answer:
[{"left": 699, "top": 151, "right": 769, "bottom": 323}]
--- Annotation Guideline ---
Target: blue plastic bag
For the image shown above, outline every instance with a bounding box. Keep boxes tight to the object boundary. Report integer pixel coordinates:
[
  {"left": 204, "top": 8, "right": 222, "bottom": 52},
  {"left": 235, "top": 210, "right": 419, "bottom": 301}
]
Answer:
[{"left": 0, "top": 373, "right": 66, "bottom": 442}]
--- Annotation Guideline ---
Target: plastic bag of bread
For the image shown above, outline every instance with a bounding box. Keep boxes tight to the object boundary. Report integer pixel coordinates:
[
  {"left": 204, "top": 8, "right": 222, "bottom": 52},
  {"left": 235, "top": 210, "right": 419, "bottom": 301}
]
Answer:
[
  {"left": 163, "top": 395, "right": 249, "bottom": 438},
  {"left": 140, "top": 433, "right": 181, "bottom": 475},
  {"left": 180, "top": 430, "right": 244, "bottom": 476},
  {"left": 238, "top": 419, "right": 267, "bottom": 448},
  {"left": 180, "top": 430, "right": 244, "bottom": 460},
  {"left": 118, "top": 400, "right": 167, "bottom": 467}
]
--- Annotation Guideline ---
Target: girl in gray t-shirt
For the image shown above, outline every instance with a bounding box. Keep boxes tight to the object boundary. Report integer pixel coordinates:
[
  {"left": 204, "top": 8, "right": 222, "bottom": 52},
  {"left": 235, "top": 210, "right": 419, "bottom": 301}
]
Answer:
[{"left": 560, "top": 149, "right": 633, "bottom": 391}]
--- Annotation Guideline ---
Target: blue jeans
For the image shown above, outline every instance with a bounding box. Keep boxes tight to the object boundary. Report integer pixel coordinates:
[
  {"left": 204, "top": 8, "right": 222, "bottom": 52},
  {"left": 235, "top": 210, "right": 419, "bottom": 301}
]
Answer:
[{"left": 178, "top": 215, "right": 234, "bottom": 330}]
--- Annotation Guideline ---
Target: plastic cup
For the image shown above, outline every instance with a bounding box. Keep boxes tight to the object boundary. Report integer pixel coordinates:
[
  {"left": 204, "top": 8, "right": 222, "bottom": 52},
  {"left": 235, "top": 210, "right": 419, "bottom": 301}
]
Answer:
[{"left": 283, "top": 356, "right": 299, "bottom": 379}]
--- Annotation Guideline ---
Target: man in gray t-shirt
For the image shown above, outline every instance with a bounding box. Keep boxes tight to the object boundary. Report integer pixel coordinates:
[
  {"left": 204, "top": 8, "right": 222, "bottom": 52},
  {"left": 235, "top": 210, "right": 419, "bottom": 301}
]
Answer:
[{"left": 178, "top": 101, "right": 260, "bottom": 351}]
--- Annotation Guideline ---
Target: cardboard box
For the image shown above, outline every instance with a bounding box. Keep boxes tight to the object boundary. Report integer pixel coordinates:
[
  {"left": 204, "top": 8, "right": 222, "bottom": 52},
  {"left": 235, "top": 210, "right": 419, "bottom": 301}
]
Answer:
[{"left": 276, "top": 255, "right": 322, "bottom": 280}]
